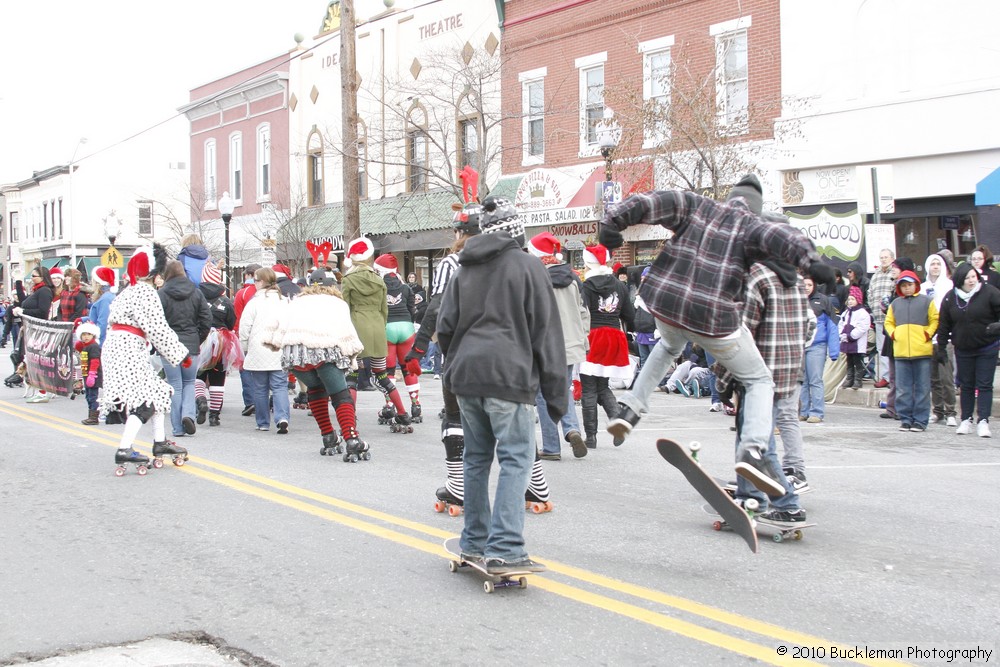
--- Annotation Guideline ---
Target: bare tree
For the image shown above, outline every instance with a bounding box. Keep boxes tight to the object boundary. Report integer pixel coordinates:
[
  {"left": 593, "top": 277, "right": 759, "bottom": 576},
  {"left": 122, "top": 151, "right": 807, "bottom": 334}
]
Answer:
[{"left": 135, "top": 182, "right": 223, "bottom": 256}]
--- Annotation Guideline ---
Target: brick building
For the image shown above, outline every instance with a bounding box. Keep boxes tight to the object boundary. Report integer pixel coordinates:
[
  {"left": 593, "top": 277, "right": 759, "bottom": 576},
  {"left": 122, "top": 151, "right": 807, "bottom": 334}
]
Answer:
[{"left": 498, "top": 0, "right": 781, "bottom": 271}]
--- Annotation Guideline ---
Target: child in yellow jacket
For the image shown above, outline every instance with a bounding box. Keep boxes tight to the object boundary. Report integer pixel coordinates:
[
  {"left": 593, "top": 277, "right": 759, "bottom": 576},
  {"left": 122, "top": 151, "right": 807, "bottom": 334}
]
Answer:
[{"left": 884, "top": 270, "right": 938, "bottom": 432}]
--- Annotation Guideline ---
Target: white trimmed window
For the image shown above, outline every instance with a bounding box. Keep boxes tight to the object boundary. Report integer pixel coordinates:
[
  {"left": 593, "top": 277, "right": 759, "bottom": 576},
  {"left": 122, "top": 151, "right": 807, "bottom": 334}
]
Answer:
[
  {"left": 576, "top": 52, "right": 607, "bottom": 154},
  {"left": 519, "top": 67, "right": 546, "bottom": 165},
  {"left": 711, "top": 17, "right": 750, "bottom": 130},
  {"left": 229, "top": 132, "right": 243, "bottom": 204},
  {"left": 204, "top": 139, "right": 217, "bottom": 209},
  {"left": 257, "top": 124, "right": 271, "bottom": 201},
  {"left": 639, "top": 36, "right": 673, "bottom": 147}
]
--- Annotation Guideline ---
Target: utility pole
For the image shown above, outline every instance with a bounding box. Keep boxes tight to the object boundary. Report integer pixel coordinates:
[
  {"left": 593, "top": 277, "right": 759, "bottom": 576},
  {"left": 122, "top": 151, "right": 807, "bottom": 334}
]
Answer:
[{"left": 340, "top": 0, "right": 360, "bottom": 243}]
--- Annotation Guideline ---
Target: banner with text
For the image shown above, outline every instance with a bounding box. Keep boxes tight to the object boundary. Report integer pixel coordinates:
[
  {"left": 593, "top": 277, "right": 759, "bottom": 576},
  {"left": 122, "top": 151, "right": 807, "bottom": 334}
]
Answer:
[
  {"left": 21, "top": 315, "right": 75, "bottom": 396},
  {"left": 786, "top": 208, "right": 865, "bottom": 262}
]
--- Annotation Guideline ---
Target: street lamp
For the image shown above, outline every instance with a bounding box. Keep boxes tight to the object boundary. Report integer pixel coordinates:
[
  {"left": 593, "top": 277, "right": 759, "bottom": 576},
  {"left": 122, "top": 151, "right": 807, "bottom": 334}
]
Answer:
[
  {"left": 218, "top": 191, "right": 235, "bottom": 290},
  {"left": 596, "top": 107, "right": 620, "bottom": 182},
  {"left": 104, "top": 212, "right": 122, "bottom": 247},
  {"left": 67, "top": 137, "right": 88, "bottom": 267}
]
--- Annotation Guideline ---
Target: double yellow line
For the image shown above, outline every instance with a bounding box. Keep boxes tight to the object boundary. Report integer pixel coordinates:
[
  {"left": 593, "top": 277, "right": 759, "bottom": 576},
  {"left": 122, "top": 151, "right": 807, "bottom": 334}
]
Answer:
[{"left": 0, "top": 399, "right": 910, "bottom": 667}]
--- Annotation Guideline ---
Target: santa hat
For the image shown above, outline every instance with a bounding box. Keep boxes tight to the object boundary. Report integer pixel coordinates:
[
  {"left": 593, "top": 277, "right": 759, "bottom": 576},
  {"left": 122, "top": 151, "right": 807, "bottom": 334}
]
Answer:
[
  {"left": 272, "top": 264, "right": 293, "bottom": 280},
  {"left": 583, "top": 244, "right": 609, "bottom": 267},
  {"left": 92, "top": 266, "right": 116, "bottom": 287},
  {"left": 127, "top": 247, "right": 155, "bottom": 285},
  {"left": 342, "top": 237, "right": 375, "bottom": 269},
  {"left": 49, "top": 267, "right": 64, "bottom": 281},
  {"left": 74, "top": 320, "right": 100, "bottom": 342},
  {"left": 202, "top": 261, "right": 223, "bottom": 286},
  {"left": 528, "top": 232, "right": 563, "bottom": 261},
  {"left": 374, "top": 254, "right": 398, "bottom": 276}
]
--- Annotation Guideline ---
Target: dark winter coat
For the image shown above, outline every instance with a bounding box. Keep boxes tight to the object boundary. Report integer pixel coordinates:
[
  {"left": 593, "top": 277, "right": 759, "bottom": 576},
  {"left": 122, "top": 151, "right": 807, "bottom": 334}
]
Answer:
[
  {"left": 407, "top": 281, "right": 428, "bottom": 324},
  {"left": 276, "top": 276, "right": 302, "bottom": 299},
  {"left": 159, "top": 276, "right": 213, "bottom": 356},
  {"left": 937, "top": 263, "right": 1000, "bottom": 353},
  {"left": 581, "top": 273, "right": 635, "bottom": 331},
  {"left": 847, "top": 261, "right": 870, "bottom": 307},
  {"left": 199, "top": 282, "right": 237, "bottom": 331},
  {"left": 384, "top": 273, "right": 415, "bottom": 324},
  {"left": 437, "top": 233, "right": 567, "bottom": 422},
  {"left": 20, "top": 285, "right": 53, "bottom": 321}
]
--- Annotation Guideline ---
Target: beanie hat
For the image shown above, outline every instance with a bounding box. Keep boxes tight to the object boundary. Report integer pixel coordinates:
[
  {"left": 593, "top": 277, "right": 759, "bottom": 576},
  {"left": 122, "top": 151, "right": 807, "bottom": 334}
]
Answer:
[
  {"left": 848, "top": 286, "right": 864, "bottom": 304},
  {"left": 343, "top": 237, "right": 375, "bottom": 269},
  {"left": 583, "top": 244, "right": 609, "bottom": 267},
  {"left": 727, "top": 174, "right": 763, "bottom": 215},
  {"left": 127, "top": 247, "right": 155, "bottom": 285},
  {"left": 891, "top": 257, "right": 915, "bottom": 273},
  {"left": 49, "top": 267, "right": 64, "bottom": 282},
  {"left": 92, "top": 266, "right": 116, "bottom": 287},
  {"left": 528, "top": 232, "right": 563, "bottom": 261},
  {"left": 479, "top": 197, "right": 524, "bottom": 245},
  {"left": 74, "top": 320, "right": 100, "bottom": 342},
  {"left": 201, "top": 261, "right": 223, "bottom": 286},
  {"left": 310, "top": 268, "right": 335, "bottom": 286},
  {"left": 272, "top": 264, "right": 293, "bottom": 280},
  {"left": 374, "top": 254, "right": 398, "bottom": 276}
]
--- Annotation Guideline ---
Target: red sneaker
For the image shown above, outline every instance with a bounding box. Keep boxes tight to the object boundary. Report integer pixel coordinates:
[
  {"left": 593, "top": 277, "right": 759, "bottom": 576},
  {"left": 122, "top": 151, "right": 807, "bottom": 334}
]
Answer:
[{"left": 873, "top": 379, "right": 889, "bottom": 388}]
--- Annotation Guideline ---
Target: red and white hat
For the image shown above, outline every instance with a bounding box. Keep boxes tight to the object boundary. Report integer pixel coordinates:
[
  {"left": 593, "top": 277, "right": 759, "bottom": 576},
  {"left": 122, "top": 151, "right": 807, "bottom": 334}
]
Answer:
[
  {"left": 528, "top": 232, "right": 563, "bottom": 261},
  {"left": 272, "top": 264, "right": 293, "bottom": 280},
  {"left": 92, "top": 266, "right": 116, "bottom": 287},
  {"left": 373, "top": 253, "right": 398, "bottom": 276},
  {"left": 49, "top": 267, "right": 64, "bottom": 281},
  {"left": 583, "top": 244, "right": 609, "bottom": 267},
  {"left": 202, "top": 261, "right": 223, "bottom": 285},
  {"left": 74, "top": 320, "right": 101, "bottom": 342},
  {"left": 126, "top": 247, "right": 155, "bottom": 285},
  {"left": 343, "top": 237, "right": 375, "bottom": 269}
]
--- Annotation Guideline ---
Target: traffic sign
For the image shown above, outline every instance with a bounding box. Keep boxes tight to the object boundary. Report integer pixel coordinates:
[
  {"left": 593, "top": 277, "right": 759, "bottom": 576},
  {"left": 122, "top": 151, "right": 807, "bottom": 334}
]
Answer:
[
  {"left": 602, "top": 181, "right": 623, "bottom": 205},
  {"left": 101, "top": 246, "right": 124, "bottom": 268}
]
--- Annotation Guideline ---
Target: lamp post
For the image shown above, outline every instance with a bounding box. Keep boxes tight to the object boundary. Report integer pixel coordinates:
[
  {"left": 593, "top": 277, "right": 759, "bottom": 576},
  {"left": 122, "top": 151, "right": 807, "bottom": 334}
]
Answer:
[
  {"left": 67, "top": 137, "right": 88, "bottom": 268},
  {"left": 103, "top": 212, "right": 122, "bottom": 281},
  {"left": 597, "top": 107, "right": 620, "bottom": 182},
  {"left": 218, "top": 191, "right": 235, "bottom": 291}
]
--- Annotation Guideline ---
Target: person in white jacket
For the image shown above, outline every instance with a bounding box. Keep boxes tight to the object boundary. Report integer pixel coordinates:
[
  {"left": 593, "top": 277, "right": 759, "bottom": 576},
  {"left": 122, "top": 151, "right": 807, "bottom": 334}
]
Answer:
[
  {"left": 923, "top": 253, "right": 957, "bottom": 425},
  {"left": 239, "top": 267, "right": 290, "bottom": 434}
]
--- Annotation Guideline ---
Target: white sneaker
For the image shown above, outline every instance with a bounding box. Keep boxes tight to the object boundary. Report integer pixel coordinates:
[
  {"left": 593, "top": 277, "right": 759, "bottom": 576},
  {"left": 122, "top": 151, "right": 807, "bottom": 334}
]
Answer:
[
  {"left": 710, "top": 402, "right": 723, "bottom": 413},
  {"left": 956, "top": 419, "right": 973, "bottom": 435},
  {"left": 929, "top": 414, "right": 939, "bottom": 424},
  {"left": 946, "top": 416, "right": 958, "bottom": 427},
  {"left": 977, "top": 419, "right": 991, "bottom": 438}
]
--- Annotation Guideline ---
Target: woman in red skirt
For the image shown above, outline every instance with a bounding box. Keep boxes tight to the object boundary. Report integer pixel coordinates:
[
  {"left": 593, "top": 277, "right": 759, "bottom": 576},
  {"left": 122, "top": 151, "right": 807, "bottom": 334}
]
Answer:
[{"left": 579, "top": 244, "right": 635, "bottom": 448}]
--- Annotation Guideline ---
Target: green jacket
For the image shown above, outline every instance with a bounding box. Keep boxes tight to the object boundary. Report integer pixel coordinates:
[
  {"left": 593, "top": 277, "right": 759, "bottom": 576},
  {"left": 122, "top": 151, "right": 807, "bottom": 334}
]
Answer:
[{"left": 342, "top": 263, "right": 388, "bottom": 359}]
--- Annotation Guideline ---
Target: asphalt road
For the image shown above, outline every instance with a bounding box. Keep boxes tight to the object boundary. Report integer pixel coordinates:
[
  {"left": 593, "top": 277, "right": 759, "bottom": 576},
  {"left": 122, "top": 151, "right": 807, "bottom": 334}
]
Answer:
[{"left": 1, "top": 378, "right": 997, "bottom": 666}]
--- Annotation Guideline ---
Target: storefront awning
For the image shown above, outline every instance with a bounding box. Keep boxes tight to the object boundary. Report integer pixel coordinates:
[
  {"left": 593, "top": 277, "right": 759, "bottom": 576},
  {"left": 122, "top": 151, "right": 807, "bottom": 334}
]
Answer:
[
  {"left": 39, "top": 258, "right": 70, "bottom": 270},
  {"left": 976, "top": 166, "right": 1000, "bottom": 206},
  {"left": 77, "top": 257, "right": 102, "bottom": 280}
]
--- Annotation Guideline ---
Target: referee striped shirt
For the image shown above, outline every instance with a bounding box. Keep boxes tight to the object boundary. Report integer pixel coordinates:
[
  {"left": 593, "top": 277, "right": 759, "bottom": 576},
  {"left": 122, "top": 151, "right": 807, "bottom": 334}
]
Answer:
[{"left": 431, "top": 253, "right": 461, "bottom": 297}]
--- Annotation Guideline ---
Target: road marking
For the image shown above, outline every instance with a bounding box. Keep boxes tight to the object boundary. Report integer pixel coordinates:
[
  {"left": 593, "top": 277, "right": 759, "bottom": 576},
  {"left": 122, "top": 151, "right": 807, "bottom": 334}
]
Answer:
[
  {"left": 810, "top": 462, "right": 1000, "bottom": 470},
  {"left": 0, "top": 400, "right": 913, "bottom": 667}
]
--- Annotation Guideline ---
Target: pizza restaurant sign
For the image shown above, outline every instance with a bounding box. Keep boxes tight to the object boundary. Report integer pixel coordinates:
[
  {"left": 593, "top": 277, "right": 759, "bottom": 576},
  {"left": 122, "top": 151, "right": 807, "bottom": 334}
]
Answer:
[{"left": 514, "top": 166, "right": 599, "bottom": 227}]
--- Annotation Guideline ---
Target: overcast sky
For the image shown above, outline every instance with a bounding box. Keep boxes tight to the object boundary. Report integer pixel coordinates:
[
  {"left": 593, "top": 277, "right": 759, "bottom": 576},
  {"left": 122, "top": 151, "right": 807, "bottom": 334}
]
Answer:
[{"left": 0, "top": 0, "right": 333, "bottom": 184}]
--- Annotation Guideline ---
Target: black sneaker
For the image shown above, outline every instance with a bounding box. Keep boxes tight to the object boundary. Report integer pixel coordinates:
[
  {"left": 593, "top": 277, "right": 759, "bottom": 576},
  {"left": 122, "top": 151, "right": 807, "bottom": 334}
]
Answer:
[
  {"left": 899, "top": 423, "right": 912, "bottom": 432},
  {"left": 606, "top": 403, "right": 640, "bottom": 445},
  {"left": 757, "top": 508, "right": 807, "bottom": 525},
  {"left": 565, "top": 430, "right": 588, "bottom": 458},
  {"left": 460, "top": 552, "right": 484, "bottom": 565},
  {"left": 910, "top": 424, "right": 926, "bottom": 432},
  {"left": 277, "top": 420, "right": 289, "bottom": 435},
  {"left": 539, "top": 451, "right": 560, "bottom": 461},
  {"left": 782, "top": 467, "right": 811, "bottom": 494},
  {"left": 182, "top": 416, "right": 197, "bottom": 435},
  {"left": 879, "top": 411, "right": 897, "bottom": 419},
  {"left": 241, "top": 405, "right": 255, "bottom": 417},
  {"left": 735, "top": 448, "right": 785, "bottom": 498},
  {"left": 196, "top": 396, "right": 208, "bottom": 424},
  {"left": 485, "top": 557, "right": 547, "bottom": 575}
]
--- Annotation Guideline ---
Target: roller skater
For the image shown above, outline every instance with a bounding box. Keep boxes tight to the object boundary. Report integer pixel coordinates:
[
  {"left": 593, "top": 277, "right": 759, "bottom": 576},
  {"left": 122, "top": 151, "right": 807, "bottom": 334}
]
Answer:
[
  {"left": 197, "top": 262, "right": 239, "bottom": 428},
  {"left": 375, "top": 253, "right": 423, "bottom": 423},
  {"left": 410, "top": 401, "right": 423, "bottom": 423},
  {"left": 434, "top": 419, "right": 465, "bottom": 516},
  {"left": 260, "top": 262, "right": 368, "bottom": 461},
  {"left": 342, "top": 237, "right": 413, "bottom": 429},
  {"left": 390, "top": 411, "right": 413, "bottom": 433},
  {"left": 377, "top": 402, "right": 396, "bottom": 425},
  {"left": 524, "top": 452, "right": 553, "bottom": 513},
  {"left": 152, "top": 438, "right": 189, "bottom": 468},
  {"left": 102, "top": 245, "right": 192, "bottom": 477}
]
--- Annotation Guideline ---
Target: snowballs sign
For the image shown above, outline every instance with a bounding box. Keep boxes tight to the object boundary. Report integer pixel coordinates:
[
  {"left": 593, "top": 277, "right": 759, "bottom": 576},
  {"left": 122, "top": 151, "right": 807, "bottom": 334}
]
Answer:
[{"left": 786, "top": 208, "right": 864, "bottom": 261}]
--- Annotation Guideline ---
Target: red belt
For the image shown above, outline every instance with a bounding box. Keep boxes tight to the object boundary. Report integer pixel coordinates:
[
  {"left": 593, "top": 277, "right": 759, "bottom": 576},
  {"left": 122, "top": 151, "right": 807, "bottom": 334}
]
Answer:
[{"left": 111, "top": 323, "right": 145, "bottom": 338}]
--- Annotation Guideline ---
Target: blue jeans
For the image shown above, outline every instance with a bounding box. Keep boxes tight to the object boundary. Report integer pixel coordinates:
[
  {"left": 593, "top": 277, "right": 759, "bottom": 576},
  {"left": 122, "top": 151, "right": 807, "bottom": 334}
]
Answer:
[
  {"left": 636, "top": 341, "right": 655, "bottom": 370},
  {"left": 622, "top": 321, "right": 774, "bottom": 457},
  {"left": 163, "top": 358, "right": 198, "bottom": 436},
  {"left": 894, "top": 357, "right": 931, "bottom": 427},
  {"left": 800, "top": 346, "right": 828, "bottom": 419},
  {"left": 457, "top": 395, "right": 535, "bottom": 562},
  {"left": 240, "top": 368, "right": 254, "bottom": 408},
  {"left": 422, "top": 341, "right": 442, "bottom": 374},
  {"left": 736, "top": 393, "right": 800, "bottom": 511},
  {"left": 535, "top": 365, "right": 581, "bottom": 454},
  {"left": 955, "top": 348, "right": 998, "bottom": 422},
  {"left": 251, "top": 370, "right": 290, "bottom": 429}
]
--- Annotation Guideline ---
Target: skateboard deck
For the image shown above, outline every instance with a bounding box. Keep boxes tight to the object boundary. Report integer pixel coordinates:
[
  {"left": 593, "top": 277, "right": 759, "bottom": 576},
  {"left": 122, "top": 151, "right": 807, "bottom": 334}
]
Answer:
[
  {"left": 657, "top": 439, "right": 758, "bottom": 553},
  {"left": 443, "top": 538, "right": 534, "bottom": 593},
  {"left": 702, "top": 504, "right": 816, "bottom": 543}
]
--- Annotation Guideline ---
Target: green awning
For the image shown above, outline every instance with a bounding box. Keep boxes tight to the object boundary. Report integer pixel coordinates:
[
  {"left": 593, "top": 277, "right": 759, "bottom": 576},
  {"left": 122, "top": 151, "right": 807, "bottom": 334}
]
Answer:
[
  {"left": 288, "top": 189, "right": 461, "bottom": 241},
  {"left": 40, "top": 258, "right": 70, "bottom": 270},
  {"left": 77, "top": 257, "right": 102, "bottom": 280}
]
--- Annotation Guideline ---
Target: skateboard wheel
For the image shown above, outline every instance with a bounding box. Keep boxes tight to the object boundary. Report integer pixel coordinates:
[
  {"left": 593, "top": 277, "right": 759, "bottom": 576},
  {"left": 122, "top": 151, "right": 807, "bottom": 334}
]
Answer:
[
  {"left": 772, "top": 533, "right": 783, "bottom": 543},
  {"left": 793, "top": 530, "right": 803, "bottom": 541},
  {"left": 114, "top": 466, "right": 126, "bottom": 477},
  {"left": 689, "top": 441, "right": 702, "bottom": 456},
  {"left": 434, "top": 500, "right": 446, "bottom": 513},
  {"left": 152, "top": 458, "right": 164, "bottom": 469},
  {"left": 745, "top": 498, "right": 760, "bottom": 512},
  {"left": 448, "top": 504, "right": 463, "bottom": 517},
  {"left": 518, "top": 577, "right": 528, "bottom": 589},
  {"left": 484, "top": 580, "right": 494, "bottom": 594},
  {"left": 712, "top": 520, "right": 723, "bottom": 531},
  {"left": 448, "top": 560, "right": 459, "bottom": 573}
]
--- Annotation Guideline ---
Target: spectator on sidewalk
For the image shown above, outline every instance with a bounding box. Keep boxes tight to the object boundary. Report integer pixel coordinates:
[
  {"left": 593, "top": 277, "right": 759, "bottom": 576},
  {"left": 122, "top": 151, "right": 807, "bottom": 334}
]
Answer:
[
  {"left": 867, "top": 249, "right": 896, "bottom": 387},
  {"left": 922, "top": 253, "right": 957, "bottom": 426},
  {"left": 800, "top": 276, "right": 839, "bottom": 424},
  {"left": 884, "top": 271, "right": 938, "bottom": 432}
]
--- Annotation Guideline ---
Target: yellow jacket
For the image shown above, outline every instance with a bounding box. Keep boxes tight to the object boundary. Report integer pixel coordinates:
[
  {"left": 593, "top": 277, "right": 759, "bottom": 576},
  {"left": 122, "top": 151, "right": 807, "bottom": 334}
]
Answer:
[{"left": 885, "top": 294, "right": 938, "bottom": 359}]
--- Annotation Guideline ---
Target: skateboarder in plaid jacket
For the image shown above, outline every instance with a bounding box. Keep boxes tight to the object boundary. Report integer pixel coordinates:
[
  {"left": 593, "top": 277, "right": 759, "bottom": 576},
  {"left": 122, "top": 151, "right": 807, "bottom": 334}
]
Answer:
[{"left": 602, "top": 175, "right": 835, "bottom": 497}]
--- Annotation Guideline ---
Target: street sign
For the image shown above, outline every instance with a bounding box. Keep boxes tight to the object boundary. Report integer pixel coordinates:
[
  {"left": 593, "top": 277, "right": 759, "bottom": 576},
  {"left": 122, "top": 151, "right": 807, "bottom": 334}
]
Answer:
[
  {"left": 602, "top": 181, "right": 623, "bottom": 205},
  {"left": 101, "top": 246, "right": 124, "bottom": 268}
]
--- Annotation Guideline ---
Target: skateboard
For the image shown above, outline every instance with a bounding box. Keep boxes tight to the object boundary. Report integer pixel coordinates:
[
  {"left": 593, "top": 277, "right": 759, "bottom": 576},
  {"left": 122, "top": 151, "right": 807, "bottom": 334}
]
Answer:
[
  {"left": 657, "top": 438, "right": 758, "bottom": 553},
  {"left": 443, "top": 537, "right": 533, "bottom": 593},
  {"left": 703, "top": 504, "right": 817, "bottom": 543},
  {"left": 689, "top": 443, "right": 739, "bottom": 497}
]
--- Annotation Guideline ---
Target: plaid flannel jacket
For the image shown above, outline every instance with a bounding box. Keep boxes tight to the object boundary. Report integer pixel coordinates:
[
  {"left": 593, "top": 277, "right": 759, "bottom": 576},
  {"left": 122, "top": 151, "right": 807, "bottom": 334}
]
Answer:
[
  {"left": 867, "top": 267, "right": 896, "bottom": 324},
  {"left": 603, "top": 191, "right": 820, "bottom": 337}
]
